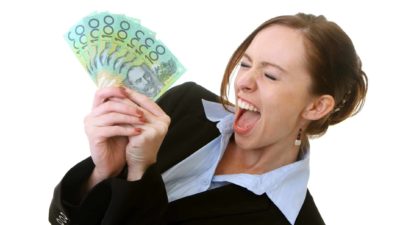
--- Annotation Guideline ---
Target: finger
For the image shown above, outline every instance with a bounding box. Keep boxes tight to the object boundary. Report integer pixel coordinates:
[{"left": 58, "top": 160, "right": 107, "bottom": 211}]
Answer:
[
  {"left": 92, "top": 100, "right": 144, "bottom": 118},
  {"left": 92, "top": 87, "right": 128, "bottom": 108},
  {"left": 87, "top": 125, "right": 141, "bottom": 139},
  {"left": 122, "top": 87, "right": 166, "bottom": 117},
  {"left": 108, "top": 93, "right": 169, "bottom": 126},
  {"left": 108, "top": 97, "right": 138, "bottom": 107},
  {"left": 108, "top": 96, "right": 159, "bottom": 123},
  {"left": 93, "top": 112, "right": 146, "bottom": 127},
  {"left": 107, "top": 96, "right": 162, "bottom": 124}
]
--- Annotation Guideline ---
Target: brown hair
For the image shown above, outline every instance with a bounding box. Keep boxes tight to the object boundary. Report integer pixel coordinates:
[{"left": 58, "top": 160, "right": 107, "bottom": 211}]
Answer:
[{"left": 220, "top": 13, "right": 368, "bottom": 140}]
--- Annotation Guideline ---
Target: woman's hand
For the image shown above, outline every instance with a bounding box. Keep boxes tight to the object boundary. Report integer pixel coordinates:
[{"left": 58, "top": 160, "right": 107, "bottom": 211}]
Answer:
[
  {"left": 121, "top": 88, "right": 171, "bottom": 181},
  {"left": 84, "top": 87, "right": 145, "bottom": 187}
]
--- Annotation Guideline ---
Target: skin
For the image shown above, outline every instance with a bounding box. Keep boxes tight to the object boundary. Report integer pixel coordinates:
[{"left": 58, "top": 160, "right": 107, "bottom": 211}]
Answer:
[
  {"left": 84, "top": 87, "right": 170, "bottom": 191},
  {"left": 216, "top": 25, "right": 335, "bottom": 175},
  {"left": 83, "top": 24, "right": 334, "bottom": 193}
]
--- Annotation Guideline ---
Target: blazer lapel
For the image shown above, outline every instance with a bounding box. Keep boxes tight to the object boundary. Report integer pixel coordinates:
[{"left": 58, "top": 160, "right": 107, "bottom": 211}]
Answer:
[
  {"left": 155, "top": 83, "right": 281, "bottom": 223},
  {"left": 157, "top": 113, "right": 220, "bottom": 173}
]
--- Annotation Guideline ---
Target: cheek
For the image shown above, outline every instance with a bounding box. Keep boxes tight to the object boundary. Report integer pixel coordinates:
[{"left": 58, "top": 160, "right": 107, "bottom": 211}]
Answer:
[
  {"left": 257, "top": 109, "right": 298, "bottom": 145},
  {"left": 278, "top": 81, "right": 311, "bottom": 110},
  {"left": 261, "top": 90, "right": 305, "bottom": 130}
]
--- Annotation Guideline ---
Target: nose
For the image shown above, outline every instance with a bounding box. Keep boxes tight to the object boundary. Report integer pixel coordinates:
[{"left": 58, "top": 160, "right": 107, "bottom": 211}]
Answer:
[{"left": 236, "top": 69, "right": 257, "bottom": 93}]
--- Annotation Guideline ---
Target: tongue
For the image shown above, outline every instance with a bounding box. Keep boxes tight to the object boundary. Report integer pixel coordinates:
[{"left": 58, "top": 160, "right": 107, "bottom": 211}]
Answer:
[{"left": 236, "top": 110, "right": 260, "bottom": 131}]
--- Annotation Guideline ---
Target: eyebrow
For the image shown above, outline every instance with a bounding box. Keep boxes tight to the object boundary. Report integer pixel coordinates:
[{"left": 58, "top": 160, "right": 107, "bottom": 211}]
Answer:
[{"left": 243, "top": 53, "right": 287, "bottom": 73}]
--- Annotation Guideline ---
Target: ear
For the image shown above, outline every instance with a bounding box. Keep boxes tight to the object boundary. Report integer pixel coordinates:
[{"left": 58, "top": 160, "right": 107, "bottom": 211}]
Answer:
[{"left": 302, "top": 95, "right": 335, "bottom": 121}]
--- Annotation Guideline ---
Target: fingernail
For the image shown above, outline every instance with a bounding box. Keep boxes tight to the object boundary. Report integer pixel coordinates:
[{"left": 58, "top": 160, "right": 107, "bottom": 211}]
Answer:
[
  {"left": 120, "top": 87, "right": 128, "bottom": 96},
  {"left": 134, "top": 127, "right": 142, "bottom": 134},
  {"left": 136, "top": 109, "right": 144, "bottom": 117},
  {"left": 139, "top": 116, "right": 147, "bottom": 123}
]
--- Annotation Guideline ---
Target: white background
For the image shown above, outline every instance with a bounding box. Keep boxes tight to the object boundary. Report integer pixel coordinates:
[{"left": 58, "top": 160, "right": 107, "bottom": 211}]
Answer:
[{"left": 0, "top": 0, "right": 399, "bottom": 224}]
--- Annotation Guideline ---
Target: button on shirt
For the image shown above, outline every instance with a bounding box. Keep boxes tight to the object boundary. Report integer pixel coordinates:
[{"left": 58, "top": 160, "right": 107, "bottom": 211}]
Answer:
[{"left": 162, "top": 100, "right": 310, "bottom": 225}]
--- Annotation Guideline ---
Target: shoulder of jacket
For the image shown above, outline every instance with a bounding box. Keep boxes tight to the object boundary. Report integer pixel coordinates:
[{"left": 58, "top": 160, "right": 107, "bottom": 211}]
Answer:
[{"left": 157, "top": 82, "right": 219, "bottom": 115}]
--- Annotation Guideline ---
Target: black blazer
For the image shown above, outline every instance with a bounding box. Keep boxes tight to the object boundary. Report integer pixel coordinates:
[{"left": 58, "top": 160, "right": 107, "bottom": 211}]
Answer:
[{"left": 49, "top": 82, "right": 325, "bottom": 225}]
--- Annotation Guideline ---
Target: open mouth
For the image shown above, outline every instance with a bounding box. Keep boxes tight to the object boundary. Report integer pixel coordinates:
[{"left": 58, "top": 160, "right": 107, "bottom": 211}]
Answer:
[{"left": 234, "top": 98, "right": 261, "bottom": 135}]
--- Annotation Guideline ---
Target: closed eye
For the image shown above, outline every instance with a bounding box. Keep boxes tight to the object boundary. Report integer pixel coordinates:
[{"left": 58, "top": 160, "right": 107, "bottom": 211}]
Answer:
[
  {"left": 240, "top": 62, "right": 251, "bottom": 68},
  {"left": 264, "top": 73, "right": 277, "bottom": 81}
]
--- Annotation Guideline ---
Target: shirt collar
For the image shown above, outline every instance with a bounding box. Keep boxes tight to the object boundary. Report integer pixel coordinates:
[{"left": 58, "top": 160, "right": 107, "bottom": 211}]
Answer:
[
  {"left": 212, "top": 152, "right": 309, "bottom": 225},
  {"left": 201, "top": 99, "right": 235, "bottom": 134},
  {"left": 202, "top": 99, "right": 310, "bottom": 225},
  {"left": 201, "top": 99, "right": 232, "bottom": 122}
]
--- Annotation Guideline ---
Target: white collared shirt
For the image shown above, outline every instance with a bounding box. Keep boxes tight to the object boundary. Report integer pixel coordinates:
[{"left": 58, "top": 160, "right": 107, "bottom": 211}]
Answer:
[{"left": 162, "top": 100, "right": 310, "bottom": 225}]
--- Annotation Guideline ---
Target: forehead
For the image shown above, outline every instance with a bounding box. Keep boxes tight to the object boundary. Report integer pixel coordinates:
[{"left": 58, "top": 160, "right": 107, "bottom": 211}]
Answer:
[{"left": 247, "top": 25, "right": 307, "bottom": 72}]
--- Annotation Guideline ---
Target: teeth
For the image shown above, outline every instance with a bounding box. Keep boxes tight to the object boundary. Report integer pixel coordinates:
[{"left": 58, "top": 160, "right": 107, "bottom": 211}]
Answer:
[{"left": 237, "top": 99, "right": 259, "bottom": 112}]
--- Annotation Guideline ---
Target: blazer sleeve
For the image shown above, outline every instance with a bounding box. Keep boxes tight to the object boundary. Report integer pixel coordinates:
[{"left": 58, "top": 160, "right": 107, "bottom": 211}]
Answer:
[{"left": 49, "top": 82, "right": 203, "bottom": 225}]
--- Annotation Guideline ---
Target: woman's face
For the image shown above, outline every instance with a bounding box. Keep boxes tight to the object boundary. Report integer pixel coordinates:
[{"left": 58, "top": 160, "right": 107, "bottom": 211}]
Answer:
[{"left": 234, "top": 25, "right": 314, "bottom": 151}]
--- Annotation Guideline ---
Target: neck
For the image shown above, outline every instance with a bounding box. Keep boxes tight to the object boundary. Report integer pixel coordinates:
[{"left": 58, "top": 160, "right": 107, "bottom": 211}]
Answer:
[{"left": 215, "top": 137, "right": 300, "bottom": 175}]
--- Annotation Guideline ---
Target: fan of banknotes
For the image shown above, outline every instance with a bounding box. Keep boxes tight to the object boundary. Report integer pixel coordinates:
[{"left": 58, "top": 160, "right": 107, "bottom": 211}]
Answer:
[{"left": 65, "top": 12, "right": 185, "bottom": 99}]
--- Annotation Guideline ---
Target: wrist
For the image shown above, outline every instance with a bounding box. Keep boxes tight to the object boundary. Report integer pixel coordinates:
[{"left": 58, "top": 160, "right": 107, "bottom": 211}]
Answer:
[
  {"left": 87, "top": 168, "right": 107, "bottom": 190},
  {"left": 126, "top": 163, "right": 151, "bottom": 181}
]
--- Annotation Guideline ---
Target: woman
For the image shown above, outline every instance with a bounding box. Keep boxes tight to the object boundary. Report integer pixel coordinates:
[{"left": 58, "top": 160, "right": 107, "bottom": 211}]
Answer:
[{"left": 49, "top": 13, "right": 367, "bottom": 225}]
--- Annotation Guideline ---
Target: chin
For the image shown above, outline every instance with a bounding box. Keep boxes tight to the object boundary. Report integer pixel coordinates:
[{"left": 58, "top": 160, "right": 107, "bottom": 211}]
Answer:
[{"left": 233, "top": 133, "right": 256, "bottom": 150}]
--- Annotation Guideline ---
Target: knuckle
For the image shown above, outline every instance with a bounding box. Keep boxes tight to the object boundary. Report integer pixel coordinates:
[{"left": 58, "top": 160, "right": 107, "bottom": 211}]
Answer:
[
  {"left": 103, "top": 101, "right": 121, "bottom": 114},
  {"left": 92, "top": 138, "right": 103, "bottom": 146},
  {"left": 94, "top": 89, "right": 102, "bottom": 98},
  {"left": 159, "top": 124, "right": 168, "bottom": 134},
  {"left": 123, "top": 104, "right": 134, "bottom": 114},
  {"left": 103, "top": 100, "right": 113, "bottom": 109},
  {"left": 95, "top": 88, "right": 108, "bottom": 101},
  {"left": 158, "top": 114, "right": 171, "bottom": 126},
  {"left": 84, "top": 117, "right": 94, "bottom": 132},
  {"left": 83, "top": 114, "right": 90, "bottom": 124},
  {"left": 164, "top": 115, "right": 171, "bottom": 124}
]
